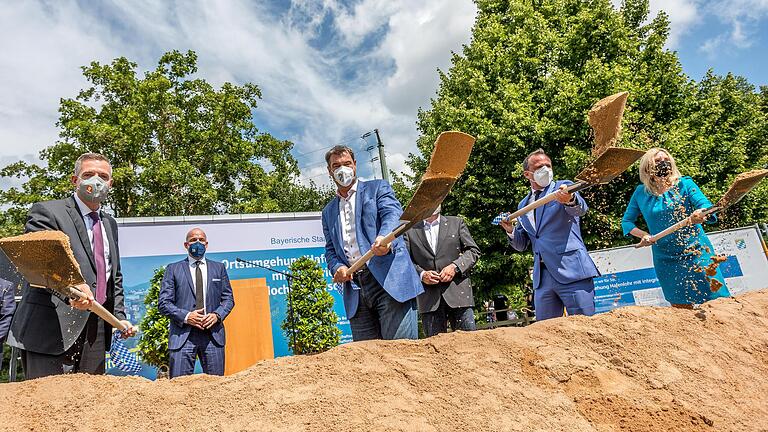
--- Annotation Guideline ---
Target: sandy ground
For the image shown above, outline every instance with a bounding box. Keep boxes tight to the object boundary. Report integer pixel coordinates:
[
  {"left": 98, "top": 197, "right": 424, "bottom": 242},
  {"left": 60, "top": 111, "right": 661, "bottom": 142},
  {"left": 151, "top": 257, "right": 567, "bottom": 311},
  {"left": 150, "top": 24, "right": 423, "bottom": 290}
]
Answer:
[{"left": 2, "top": 290, "right": 768, "bottom": 432}]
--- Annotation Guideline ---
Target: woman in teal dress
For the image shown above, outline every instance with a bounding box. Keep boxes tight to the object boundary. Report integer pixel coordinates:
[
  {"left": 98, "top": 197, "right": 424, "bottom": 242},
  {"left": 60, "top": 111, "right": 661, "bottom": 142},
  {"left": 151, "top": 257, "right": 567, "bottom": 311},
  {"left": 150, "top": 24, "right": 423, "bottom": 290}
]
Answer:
[{"left": 621, "top": 148, "right": 730, "bottom": 307}]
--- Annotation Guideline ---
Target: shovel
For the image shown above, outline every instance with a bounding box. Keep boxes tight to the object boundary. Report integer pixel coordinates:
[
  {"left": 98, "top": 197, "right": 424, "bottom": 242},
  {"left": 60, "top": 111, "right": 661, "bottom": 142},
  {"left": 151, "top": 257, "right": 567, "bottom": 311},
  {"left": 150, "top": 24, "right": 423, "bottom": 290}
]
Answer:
[
  {"left": 496, "top": 146, "right": 645, "bottom": 223},
  {"left": 0, "top": 230, "right": 133, "bottom": 332},
  {"left": 347, "top": 131, "right": 475, "bottom": 273},
  {"left": 636, "top": 168, "right": 768, "bottom": 247}
]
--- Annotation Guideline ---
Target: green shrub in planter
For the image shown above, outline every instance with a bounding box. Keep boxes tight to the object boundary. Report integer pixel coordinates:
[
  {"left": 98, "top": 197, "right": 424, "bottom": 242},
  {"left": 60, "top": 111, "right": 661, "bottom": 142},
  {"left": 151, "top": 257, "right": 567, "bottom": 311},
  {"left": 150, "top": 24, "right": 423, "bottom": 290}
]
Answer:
[{"left": 282, "top": 257, "right": 341, "bottom": 355}]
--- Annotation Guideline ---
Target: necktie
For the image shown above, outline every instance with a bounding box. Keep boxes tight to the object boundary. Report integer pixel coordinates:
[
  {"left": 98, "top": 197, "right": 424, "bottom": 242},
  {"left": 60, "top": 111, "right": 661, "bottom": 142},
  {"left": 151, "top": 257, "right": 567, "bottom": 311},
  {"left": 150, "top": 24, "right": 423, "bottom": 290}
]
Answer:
[
  {"left": 195, "top": 261, "right": 204, "bottom": 311},
  {"left": 87, "top": 212, "right": 107, "bottom": 304},
  {"left": 533, "top": 189, "right": 544, "bottom": 230}
]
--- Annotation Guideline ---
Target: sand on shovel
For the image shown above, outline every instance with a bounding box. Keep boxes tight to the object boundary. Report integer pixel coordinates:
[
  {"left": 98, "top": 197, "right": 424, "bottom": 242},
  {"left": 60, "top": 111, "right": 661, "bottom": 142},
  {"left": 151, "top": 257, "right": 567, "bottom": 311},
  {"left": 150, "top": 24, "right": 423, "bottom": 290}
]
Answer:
[
  {"left": 588, "top": 91, "right": 628, "bottom": 158},
  {"left": 0, "top": 230, "right": 85, "bottom": 295}
]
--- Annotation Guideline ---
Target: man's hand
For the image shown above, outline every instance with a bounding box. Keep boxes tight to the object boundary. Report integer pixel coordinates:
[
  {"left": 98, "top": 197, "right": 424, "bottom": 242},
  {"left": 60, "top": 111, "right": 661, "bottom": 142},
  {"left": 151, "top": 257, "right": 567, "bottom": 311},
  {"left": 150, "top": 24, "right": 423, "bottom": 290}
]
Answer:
[
  {"left": 118, "top": 320, "right": 138, "bottom": 338},
  {"left": 500, "top": 217, "right": 517, "bottom": 234},
  {"left": 554, "top": 184, "right": 574, "bottom": 204},
  {"left": 333, "top": 266, "right": 352, "bottom": 283},
  {"left": 439, "top": 264, "right": 458, "bottom": 283},
  {"left": 70, "top": 283, "right": 94, "bottom": 311},
  {"left": 637, "top": 234, "right": 656, "bottom": 248},
  {"left": 690, "top": 209, "right": 707, "bottom": 225},
  {"left": 421, "top": 270, "right": 440, "bottom": 285},
  {"left": 201, "top": 313, "right": 219, "bottom": 329},
  {"left": 372, "top": 236, "right": 391, "bottom": 256},
  {"left": 186, "top": 308, "right": 206, "bottom": 329}
]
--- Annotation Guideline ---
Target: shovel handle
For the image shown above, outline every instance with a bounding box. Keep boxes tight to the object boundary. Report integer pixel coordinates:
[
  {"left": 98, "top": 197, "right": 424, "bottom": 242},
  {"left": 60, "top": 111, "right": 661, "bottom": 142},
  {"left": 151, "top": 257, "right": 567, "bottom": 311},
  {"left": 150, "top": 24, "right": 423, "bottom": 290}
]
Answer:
[
  {"left": 66, "top": 286, "right": 129, "bottom": 332},
  {"left": 502, "top": 181, "right": 589, "bottom": 222},
  {"left": 635, "top": 206, "right": 719, "bottom": 248},
  {"left": 347, "top": 223, "right": 408, "bottom": 274}
]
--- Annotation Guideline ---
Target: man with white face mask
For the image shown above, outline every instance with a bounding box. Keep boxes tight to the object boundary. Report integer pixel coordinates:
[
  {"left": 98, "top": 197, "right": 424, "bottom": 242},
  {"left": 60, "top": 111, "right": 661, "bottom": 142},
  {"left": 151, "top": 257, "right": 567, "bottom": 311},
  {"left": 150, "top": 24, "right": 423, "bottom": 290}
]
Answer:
[
  {"left": 8, "top": 152, "right": 136, "bottom": 378},
  {"left": 321, "top": 145, "right": 423, "bottom": 341},
  {"left": 498, "top": 148, "right": 599, "bottom": 321}
]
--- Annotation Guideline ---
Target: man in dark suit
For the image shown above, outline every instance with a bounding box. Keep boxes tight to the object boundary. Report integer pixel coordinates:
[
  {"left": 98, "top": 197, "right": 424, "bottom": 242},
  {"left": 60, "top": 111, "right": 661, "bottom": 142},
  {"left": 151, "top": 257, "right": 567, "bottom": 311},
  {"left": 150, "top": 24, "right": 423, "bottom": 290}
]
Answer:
[
  {"left": 1, "top": 277, "right": 16, "bottom": 373},
  {"left": 7, "top": 153, "right": 136, "bottom": 379},
  {"left": 321, "top": 145, "right": 423, "bottom": 341},
  {"left": 404, "top": 206, "right": 481, "bottom": 337},
  {"left": 159, "top": 227, "right": 234, "bottom": 378}
]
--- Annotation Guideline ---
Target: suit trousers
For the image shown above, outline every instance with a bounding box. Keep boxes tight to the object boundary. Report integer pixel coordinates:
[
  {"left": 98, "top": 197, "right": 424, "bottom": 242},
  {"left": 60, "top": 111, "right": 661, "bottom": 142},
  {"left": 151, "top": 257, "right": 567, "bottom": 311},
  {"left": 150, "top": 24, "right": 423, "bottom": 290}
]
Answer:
[
  {"left": 535, "top": 264, "right": 595, "bottom": 321},
  {"left": 21, "top": 313, "right": 106, "bottom": 379},
  {"left": 169, "top": 327, "right": 225, "bottom": 378},
  {"left": 420, "top": 297, "right": 476, "bottom": 337},
  {"left": 350, "top": 267, "right": 418, "bottom": 341}
]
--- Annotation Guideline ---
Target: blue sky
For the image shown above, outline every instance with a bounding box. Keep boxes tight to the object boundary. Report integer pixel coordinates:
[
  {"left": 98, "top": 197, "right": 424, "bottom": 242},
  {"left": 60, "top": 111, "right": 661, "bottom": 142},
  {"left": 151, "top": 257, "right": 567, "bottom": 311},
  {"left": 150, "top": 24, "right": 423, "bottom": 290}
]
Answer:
[{"left": 0, "top": 0, "right": 766, "bottom": 190}]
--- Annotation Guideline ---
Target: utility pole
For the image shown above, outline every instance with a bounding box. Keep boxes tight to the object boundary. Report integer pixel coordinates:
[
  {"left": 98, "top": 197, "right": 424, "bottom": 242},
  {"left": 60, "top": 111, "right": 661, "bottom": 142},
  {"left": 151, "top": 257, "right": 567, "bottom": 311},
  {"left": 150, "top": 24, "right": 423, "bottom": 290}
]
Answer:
[{"left": 374, "top": 128, "right": 390, "bottom": 183}]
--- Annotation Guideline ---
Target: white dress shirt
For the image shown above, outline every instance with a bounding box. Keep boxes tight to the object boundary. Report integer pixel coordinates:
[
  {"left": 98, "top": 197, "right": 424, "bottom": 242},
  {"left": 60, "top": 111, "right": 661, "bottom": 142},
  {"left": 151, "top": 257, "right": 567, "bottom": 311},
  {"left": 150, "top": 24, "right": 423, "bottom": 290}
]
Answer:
[
  {"left": 184, "top": 256, "right": 208, "bottom": 323},
  {"left": 507, "top": 188, "right": 542, "bottom": 240},
  {"left": 423, "top": 217, "right": 441, "bottom": 253},
  {"left": 338, "top": 180, "right": 362, "bottom": 263},
  {"left": 73, "top": 193, "right": 112, "bottom": 281}
]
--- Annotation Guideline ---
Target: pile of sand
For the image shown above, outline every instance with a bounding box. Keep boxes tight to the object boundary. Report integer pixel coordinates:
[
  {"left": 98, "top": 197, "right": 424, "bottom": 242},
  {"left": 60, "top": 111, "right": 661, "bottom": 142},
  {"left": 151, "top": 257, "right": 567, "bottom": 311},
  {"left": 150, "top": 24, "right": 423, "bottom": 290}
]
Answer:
[{"left": 2, "top": 290, "right": 768, "bottom": 431}]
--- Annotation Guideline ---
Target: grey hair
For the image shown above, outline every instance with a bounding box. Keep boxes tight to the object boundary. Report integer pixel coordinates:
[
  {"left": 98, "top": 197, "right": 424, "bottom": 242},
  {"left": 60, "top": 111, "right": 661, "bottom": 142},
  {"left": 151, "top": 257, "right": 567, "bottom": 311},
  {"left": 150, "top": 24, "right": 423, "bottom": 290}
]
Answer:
[
  {"left": 522, "top": 148, "right": 548, "bottom": 172},
  {"left": 74, "top": 152, "right": 112, "bottom": 176},
  {"left": 325, "top": 145, "right": 355, "bottom": 166}
]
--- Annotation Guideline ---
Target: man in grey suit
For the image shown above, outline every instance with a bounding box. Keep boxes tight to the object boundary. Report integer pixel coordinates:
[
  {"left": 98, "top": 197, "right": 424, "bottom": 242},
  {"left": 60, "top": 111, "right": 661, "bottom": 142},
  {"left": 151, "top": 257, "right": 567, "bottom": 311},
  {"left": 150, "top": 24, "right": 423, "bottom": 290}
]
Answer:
[
  {"left": 404, "top": 206, "right": 481, "bottom": 337},
  {"left": 7, "top": 152, "right": 136, "bottom": 379}
]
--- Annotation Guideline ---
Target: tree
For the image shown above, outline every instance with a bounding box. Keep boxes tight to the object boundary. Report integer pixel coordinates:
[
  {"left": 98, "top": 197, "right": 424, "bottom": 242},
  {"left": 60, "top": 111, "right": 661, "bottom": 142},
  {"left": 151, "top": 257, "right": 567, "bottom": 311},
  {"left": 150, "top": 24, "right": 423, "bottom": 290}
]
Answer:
[
  {"left": 0, "top": 50, "right": 328, "bottom": 235},
  {"left": 282, "top": 257, "right": 341, "bottom": 355},
  {"left": 410, "top": 0, "right": 767, "bottom": 308},
  {"left": 137, "top": 267, "right": 169, "bottom": 373}
]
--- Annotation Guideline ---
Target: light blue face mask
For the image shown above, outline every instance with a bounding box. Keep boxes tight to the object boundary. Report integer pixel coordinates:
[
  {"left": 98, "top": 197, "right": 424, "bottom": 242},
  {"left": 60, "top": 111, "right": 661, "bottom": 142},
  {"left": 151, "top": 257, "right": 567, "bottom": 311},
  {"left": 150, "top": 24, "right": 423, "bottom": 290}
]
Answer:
[{"left": 188, "top": 241, "right": 206, "bottom": 259}]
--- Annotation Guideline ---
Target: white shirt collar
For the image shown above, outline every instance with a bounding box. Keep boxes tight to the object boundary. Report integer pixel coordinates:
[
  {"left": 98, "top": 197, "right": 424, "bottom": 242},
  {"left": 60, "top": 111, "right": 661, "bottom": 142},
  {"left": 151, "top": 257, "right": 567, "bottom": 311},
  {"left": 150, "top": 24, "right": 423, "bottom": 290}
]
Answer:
[
  {"left": 73, "top": 192, "right": 100, "bottom": 217},
  {"left": 188, "top": 256, "right": 207, "bottom": 266},
  {"left": 337, "top": 179, "right": 359, "bottom": 201},
  {"left": 423, "top": 216, "right": 441, "bottom": 228}
]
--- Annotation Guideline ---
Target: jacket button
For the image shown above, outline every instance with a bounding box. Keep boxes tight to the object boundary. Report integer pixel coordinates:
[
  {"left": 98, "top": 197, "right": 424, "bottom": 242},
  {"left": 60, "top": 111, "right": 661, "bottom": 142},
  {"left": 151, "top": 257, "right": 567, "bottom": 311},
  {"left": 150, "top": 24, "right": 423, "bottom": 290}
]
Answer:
[{"left": 535, "top": 235, "right": 540, "bottom": 239}]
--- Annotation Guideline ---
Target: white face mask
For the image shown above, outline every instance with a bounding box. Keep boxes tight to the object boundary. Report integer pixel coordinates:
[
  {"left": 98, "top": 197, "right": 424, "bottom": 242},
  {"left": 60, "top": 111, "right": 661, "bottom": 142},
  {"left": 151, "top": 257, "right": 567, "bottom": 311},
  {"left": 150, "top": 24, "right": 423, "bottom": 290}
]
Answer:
[
  {"left": 332, "top": 166, "right": 355, "bottom": 187},
  {"left": 533, "top": 166, "right": 553, "bottom": 188}
]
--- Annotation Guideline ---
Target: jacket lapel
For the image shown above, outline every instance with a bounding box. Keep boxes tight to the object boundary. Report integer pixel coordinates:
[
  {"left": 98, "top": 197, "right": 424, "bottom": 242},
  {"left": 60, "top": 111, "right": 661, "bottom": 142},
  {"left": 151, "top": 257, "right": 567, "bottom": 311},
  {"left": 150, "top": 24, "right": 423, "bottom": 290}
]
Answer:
[
  {"left": 353, "top": 181, "right": 364, "bottom": 245},
  {"left": 411, "top": 220, "right": 434, "bottom": 257},
  {"left": 519, "top": 193, "right": 535, "bottom": 235},
  {"left": 65, "top": 197, "right": 96, "bottom": 272},
  {"left": 535, "top": 182, "right": 555, "bottom": 232},
  {"left": 205, "top": 261, "right": 215, "bottom": 312}
]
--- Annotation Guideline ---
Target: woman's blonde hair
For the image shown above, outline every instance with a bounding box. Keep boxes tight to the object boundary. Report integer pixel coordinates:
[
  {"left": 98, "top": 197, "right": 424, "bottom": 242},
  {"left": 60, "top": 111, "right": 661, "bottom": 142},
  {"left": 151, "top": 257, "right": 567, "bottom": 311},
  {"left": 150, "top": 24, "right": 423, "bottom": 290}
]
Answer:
[{"left": 638, "top": 147, "right": 681, "bottom": 196}]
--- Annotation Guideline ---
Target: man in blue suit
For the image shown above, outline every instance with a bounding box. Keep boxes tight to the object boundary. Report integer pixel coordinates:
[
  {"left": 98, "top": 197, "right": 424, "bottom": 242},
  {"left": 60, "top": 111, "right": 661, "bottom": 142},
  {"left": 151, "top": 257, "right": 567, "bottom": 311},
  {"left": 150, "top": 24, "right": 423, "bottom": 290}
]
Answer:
[
  {"left": 159, "top": 228, "right": 234, "bottom": 378},
  {"left": 321, "top": 145, "right": 423, "bottom": 341},
  {"left": 499, "top": 149, "right": 599, "bottom": 321}
]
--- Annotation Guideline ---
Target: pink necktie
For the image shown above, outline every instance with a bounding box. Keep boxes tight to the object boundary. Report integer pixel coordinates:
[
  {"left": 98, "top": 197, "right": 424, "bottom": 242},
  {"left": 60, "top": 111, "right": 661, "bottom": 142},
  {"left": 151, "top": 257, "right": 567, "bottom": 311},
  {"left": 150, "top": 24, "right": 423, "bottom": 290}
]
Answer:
[{"left": 88, "top": 212, "right": 107, "bottom": 304}]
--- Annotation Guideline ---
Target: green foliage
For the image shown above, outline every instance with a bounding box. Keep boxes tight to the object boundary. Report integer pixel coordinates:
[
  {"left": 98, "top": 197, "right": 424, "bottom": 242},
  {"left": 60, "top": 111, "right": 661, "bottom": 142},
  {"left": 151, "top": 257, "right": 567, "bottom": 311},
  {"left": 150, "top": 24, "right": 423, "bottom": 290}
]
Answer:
[
  {"left": 137, "top": 267, "right": 169, "bottom": 369},
  {"left": 412, "top": 0, "right": 768, "bottom": 307},
  {"left": 282, "top": 257, "right": 341, "bottom": 355},
  {"left": 0, "top": 50, "right": 329, "bottom": 235}
]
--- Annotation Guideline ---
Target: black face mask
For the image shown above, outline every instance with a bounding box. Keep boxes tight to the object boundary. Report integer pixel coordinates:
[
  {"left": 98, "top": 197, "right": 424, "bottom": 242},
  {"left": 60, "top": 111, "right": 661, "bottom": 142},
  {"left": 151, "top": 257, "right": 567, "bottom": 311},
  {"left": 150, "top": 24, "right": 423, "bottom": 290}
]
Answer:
[{"left": 654, "top": 160, "right": 672, "bottom": 178}]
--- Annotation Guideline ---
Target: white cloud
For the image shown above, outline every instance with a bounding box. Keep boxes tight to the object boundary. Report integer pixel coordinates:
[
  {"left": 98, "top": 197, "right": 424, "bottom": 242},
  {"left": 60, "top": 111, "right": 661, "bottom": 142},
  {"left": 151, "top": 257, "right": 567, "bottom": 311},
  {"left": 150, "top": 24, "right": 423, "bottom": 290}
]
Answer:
[
  {"left": 611, "top": 0, "right": 702, "bottom": 49},
  {"left": 706, "top": 0, "right": 768, "bottom": 49}
]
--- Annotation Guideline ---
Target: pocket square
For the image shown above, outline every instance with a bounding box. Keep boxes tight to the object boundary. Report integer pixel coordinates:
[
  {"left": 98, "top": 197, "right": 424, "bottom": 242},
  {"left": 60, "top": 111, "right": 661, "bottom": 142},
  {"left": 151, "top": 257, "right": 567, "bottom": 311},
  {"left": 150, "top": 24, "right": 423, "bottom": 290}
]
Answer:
[{"left": 212, "top": 278, "right": 222, "bottom": 282}]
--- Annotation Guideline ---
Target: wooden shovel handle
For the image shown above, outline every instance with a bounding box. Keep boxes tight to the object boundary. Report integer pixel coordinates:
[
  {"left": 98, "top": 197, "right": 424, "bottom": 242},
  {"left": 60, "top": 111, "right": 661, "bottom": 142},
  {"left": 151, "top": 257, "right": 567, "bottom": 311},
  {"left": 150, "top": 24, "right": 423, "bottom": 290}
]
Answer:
[
  {"left": 66, "top": 286, "right": 129, "bottom": 331},
  {"left": 503, "top": 181, "right": 589, "bottom": 222},
  {"left": 347, "top": 224, "right": 407, "bottom": 274},
  {"left": 635, "top": 206, "right": 718, "bottom": 248}
]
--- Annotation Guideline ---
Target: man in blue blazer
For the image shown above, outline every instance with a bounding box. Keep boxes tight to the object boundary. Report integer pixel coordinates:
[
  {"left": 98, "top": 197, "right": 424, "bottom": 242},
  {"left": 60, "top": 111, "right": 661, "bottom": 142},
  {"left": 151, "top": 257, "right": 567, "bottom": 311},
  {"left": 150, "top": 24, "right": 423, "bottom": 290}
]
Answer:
[
  {"left": 321, "top": 145, "right": 423, "bottom": 341},
  {"left": 500, "top": 149, "right": 599, "bottom": 321},
  {"left": 159, "top": 228, "right": 234, "bottom": 378}
]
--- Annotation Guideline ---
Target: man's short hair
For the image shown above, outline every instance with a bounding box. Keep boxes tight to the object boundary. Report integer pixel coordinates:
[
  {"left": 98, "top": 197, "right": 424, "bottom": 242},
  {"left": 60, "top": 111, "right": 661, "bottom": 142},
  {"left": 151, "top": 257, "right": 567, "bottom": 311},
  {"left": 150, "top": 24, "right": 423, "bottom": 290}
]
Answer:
[
  {"left": 522, "top": 148, "right": 548, "bottom": 172},
  {"left": 325, "top": 145, "right": 355, "bottom": 166},
  {"left": 74, "top": 152, "right": 111, "bottom": 176}
]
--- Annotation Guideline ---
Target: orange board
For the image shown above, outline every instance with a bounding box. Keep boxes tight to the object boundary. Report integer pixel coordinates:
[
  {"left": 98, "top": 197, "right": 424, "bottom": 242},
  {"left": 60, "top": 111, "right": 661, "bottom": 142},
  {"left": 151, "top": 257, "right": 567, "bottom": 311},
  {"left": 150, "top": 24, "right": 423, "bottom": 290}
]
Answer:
[{"left": 224, "top": 278, "right": 274, "bottom": 375}]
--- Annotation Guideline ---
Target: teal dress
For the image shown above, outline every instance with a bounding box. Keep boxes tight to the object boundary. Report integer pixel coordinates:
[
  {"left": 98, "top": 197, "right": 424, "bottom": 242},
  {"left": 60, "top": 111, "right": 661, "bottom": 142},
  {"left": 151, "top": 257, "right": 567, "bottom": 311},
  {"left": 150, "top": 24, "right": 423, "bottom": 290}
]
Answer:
[{"left": 621, "top": 176, "right": 729, "bottom": 305}]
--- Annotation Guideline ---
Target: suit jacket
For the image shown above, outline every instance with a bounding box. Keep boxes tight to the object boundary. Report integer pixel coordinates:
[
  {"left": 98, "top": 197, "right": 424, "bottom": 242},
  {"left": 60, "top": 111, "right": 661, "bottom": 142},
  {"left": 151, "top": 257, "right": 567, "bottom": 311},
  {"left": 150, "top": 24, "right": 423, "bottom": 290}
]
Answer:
[
  {"left": 321, "top": 179, "right": 423, "bottom": 319},
  {"left": 0, "top": 278, "right": 16, "bottom": 343},
  {"left": 508, "top": 180, "right": 600, "bottom": 289},
  {"left": 404, "top": 216, "right": 481, "bottom": 313},
  {"left": 8, "top": 196, "right": 126, "bottom": 355},
  {"left": 158, "top": 258, "right": 234, "bottom": 350}
]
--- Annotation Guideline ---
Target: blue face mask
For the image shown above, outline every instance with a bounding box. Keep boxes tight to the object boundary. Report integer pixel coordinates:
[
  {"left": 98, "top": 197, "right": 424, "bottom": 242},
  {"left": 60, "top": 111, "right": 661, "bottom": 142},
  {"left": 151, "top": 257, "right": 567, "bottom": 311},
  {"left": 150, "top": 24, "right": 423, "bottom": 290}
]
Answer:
[{"left": 188, "top": 241, "right": 206, "bottom": 259}]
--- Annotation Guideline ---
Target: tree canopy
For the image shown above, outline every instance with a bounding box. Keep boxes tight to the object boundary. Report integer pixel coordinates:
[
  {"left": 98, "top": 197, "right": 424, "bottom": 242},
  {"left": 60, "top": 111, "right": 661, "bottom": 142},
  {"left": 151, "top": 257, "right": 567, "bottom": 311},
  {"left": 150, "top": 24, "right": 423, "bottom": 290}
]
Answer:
[
  {"left": 410, "top": 0, "right": 768, "bottom": 308},
  {"left": 0, "top": 50, "right": 331, "bottom": 236}
]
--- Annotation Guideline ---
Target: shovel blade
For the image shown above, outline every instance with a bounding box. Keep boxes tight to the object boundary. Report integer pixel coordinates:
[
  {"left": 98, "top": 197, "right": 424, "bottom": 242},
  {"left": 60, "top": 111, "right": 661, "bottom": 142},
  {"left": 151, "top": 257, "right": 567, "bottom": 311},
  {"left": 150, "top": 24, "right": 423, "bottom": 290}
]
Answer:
[
  {"left": 575, "top": 147, "right": 645, "bottom": 185},
  {"left": 716, "top": 169, "right": 768, "bottom": 209},
  {"left": 588, "top": 92, "right": 628, "bottom": 158}
]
